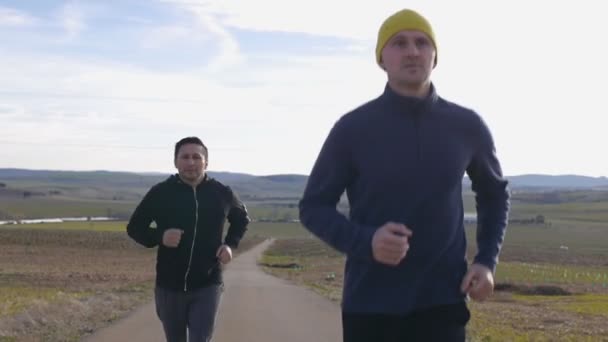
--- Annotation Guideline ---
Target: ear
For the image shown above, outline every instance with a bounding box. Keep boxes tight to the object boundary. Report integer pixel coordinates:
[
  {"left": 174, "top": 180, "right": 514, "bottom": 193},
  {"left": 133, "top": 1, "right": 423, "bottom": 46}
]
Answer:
[
  {"left": 174, "top": 158, "right": 178, "bottom": 169},
  {"left": 379, "top": 57, "right": 387, "bottom": 71}
]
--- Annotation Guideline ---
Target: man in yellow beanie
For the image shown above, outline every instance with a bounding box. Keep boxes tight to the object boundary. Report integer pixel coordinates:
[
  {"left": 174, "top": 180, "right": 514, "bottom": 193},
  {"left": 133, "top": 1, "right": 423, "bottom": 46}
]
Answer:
[{"left": 300, "top": 8, "right": 509, "bottom": 342}]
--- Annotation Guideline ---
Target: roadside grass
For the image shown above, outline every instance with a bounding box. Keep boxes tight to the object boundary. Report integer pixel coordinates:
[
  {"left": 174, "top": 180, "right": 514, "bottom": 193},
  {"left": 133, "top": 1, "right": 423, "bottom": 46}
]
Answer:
[
  {"left": 496, "top": 262, "right": 608, "bottom": 291},
  {"left": 261, "top": 237, "right": 608, "bottom": 341},
  {"left": 0, "top": 228, "right": 263, "bottom": 341}
]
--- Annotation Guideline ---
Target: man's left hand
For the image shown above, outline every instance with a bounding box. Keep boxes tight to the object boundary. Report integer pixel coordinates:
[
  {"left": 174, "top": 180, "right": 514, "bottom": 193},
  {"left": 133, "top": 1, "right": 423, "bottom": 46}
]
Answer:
[
  {"left": 460, "top": 263, "right": 494, "bottom": 301},
  {"left": 216, "top": 245, "right": 233, "bottom": 265}
]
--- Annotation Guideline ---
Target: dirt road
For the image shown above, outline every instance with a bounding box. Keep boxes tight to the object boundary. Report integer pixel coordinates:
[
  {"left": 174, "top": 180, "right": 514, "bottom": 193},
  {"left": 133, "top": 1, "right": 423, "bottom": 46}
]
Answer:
[{"left": 86, "top": 239, "right": 342, "bottom": 341}]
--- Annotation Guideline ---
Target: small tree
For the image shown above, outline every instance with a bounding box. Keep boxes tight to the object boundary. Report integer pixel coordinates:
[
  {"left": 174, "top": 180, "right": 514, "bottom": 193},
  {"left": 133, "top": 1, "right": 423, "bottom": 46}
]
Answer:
[
  {"left": 535, "top": 214, "right": 545, "bottom": 224},
  {"left": 282, "top": 212, "right": 293, "bottom": 222}
]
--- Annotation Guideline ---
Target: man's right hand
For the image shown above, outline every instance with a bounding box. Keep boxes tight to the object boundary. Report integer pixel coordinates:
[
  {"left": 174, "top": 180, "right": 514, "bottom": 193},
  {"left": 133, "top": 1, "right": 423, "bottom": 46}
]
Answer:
[
  {"left": 371, "top": 222, "right": 412, "bottom": 266},
  {"left": 162, "top": 228, "right": 184, "bottom": 248}
]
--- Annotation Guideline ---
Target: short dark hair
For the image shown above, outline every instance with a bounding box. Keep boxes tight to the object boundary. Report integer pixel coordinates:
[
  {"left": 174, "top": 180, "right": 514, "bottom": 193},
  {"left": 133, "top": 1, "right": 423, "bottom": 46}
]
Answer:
[{"left": 174, "top": 137, "right": 208, "bottom": 160}]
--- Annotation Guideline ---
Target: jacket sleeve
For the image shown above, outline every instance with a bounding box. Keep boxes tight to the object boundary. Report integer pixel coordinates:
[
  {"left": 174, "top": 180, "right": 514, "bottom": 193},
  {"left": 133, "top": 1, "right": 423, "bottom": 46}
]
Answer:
[
  {"left": 224, "top": 186, "right": 250, "bottom": 249},
  {"left": 126, "top": 186, "right": 163, "bottom": 248},
  {"left": 466, "top": 115, "right": 510, "bottom": 272},
  {"left": 299, "top": 119, "right": 376, "bottom": 262}
]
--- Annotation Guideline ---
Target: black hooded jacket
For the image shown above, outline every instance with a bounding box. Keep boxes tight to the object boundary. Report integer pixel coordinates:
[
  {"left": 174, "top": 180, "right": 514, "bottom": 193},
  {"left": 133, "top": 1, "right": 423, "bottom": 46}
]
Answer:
[{"left": 127, "top": 174, "right": 250, "bottom": 291}]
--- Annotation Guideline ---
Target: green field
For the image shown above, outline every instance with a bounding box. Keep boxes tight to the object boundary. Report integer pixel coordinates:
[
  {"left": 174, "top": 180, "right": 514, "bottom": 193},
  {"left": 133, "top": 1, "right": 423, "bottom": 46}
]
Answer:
[
  {"left": 6, "top": 189, "right": 608, "bottom": 225},
  {"left": 261, "top": 236, "right": 608, "bottom": 341},
  {"left": 6, "top": 220, "right": 311, "bottom": 239},
  {"left": 6, "top": 220, "right": 128, "bottom": 231},
  {"left": 511, "top": 201, "right": 608, "bottom": 222},
  {"left": 254, "top": 192, "right": 608, "bottom": 341},
  {"left": 0, "top": 227, "right": 263, "bottom": 341},
  {"left": 0, "top": 197, "right": 135, "bottom": 219},
  {"left": 0, "top": 196, "right": 301, "bottom": 221},
  {"left": 2, "top": 184, "right": 608, "bottom": 340}
]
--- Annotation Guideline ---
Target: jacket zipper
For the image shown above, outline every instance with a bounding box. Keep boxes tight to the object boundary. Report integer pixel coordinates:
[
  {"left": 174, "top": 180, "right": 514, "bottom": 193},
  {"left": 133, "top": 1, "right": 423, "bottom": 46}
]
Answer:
[
  {"left": 414, "top": 111, "right": 422, "bottom": 162},
  {"left": 183, "top": 187, "right": 199, "bottom": 291}
]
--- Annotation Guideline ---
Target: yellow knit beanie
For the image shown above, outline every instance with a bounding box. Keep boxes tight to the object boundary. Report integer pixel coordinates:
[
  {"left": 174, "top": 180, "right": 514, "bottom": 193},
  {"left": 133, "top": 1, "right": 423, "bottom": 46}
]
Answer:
[{"left": 375, "top": 9, "right": 438, "bottom": 67}]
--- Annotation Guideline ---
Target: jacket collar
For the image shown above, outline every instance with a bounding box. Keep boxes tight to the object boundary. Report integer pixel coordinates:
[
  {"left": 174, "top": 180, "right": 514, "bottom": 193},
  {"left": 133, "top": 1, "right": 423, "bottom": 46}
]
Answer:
[
  {"left": 170, "top": 173, "right": 209, "bottom": 188},
  {"left": 381, "top": 82, "right": 438, "bottom": 114}
]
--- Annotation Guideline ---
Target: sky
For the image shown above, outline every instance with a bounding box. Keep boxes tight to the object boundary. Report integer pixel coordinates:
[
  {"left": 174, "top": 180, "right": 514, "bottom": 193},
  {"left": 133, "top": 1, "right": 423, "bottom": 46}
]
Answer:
[{"left": 0, "top": 0, "right": 606, "bottom": 177}]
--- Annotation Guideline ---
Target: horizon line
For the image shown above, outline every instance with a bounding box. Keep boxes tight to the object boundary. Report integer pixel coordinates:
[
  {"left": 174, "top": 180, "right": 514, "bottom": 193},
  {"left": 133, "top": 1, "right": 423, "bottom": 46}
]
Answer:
[{"left": 0, "top": 167, "right": 607, "bottom": 179}]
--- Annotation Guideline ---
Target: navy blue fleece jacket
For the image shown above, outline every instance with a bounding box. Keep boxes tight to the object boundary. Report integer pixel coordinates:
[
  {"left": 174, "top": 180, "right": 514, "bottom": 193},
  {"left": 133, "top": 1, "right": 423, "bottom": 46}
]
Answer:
[{"left": 299, "top": 84, "right": 510, "bottom": 314}]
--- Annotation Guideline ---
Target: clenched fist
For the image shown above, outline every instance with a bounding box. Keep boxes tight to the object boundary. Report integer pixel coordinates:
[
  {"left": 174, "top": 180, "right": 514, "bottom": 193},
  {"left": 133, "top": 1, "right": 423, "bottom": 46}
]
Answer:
[
  {"left": 216, "top": 245, "right": 233, "bottom": 264},
  {"left": 461, "top": 263, "right": 495, "bottom": 301},
  {"left": 371, "top": 222, "right": 412, "bottom": 266},
  {"left": 162, "top": 228, "right": 184, "bottom": 248}
]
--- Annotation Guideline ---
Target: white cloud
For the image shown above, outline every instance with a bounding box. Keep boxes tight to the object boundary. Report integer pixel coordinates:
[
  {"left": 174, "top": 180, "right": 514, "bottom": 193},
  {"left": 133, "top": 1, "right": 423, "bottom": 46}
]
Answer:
[
  {"left": 1, "top": 0, "right": 607, "bottom": 175},
  {"left": 0, "top": 45, "right": 382, "bottom": 174},
  {"left": 0, "top": 103, "right": 23, "bottom": 116},
  {"left": 57, "top": 2, "right": 86, "bottom": 40},
  {"left": 194, "top": 14, "right": 243, "bottom": 72},
  {"left": 140, "top": 25, "right": 202, "bottom": 49},
  {"left": 137, "top": 15, "right": 243, "bottom": 74},
  {"left": 0, "top": 6, "right": 36, "bottom": 27},
  {"left": 171, "top": 0, "right": 405, "bottom": 40}
]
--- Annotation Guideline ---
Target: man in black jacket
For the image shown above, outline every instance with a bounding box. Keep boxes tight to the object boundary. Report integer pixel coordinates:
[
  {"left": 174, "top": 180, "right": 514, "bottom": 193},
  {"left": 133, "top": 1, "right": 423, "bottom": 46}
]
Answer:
[{"left": 127, "top": 136, "right": 250, "bottom": 342}]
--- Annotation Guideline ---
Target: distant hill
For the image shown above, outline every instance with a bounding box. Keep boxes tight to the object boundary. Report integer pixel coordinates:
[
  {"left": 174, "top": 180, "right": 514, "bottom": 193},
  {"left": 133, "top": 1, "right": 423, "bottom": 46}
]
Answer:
[
  {"left": 0, "top": 168, "right": 257, "bottom": 186},
  {"left": 0, "top": 168, "right": 302, "bottom": 200},
  {"left": 1, "top": 169, "right": 608, "bottom": 202},
  {"left": 509, "top": 174, "right": 608, "bottom": 189},
  {"left": 463, "top": 174, "right": 608, "bottom": 190}
]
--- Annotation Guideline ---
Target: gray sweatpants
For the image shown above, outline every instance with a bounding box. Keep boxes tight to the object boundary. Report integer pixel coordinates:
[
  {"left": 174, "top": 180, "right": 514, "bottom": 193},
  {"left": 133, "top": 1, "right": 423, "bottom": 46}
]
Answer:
[{"left": 155, "top": 284, "right": 223, "bottom": 342}]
